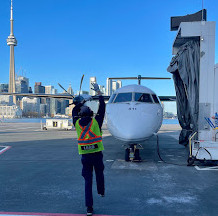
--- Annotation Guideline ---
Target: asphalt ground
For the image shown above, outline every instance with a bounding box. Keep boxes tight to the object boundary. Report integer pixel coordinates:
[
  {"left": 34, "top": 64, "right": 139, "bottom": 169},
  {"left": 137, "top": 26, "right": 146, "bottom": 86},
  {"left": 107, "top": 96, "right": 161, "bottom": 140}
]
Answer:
[{"left": 0, "top": 122, "right": 218, "bottom": 216}]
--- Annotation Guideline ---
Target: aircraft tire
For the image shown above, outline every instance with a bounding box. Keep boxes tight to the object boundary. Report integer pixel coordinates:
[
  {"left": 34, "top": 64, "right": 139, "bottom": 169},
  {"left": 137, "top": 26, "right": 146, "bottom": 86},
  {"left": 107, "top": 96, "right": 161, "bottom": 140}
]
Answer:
[
  {"left": 134, "top": 149, "right": 141, "bottom": 161},
  {"left": 125, "top": 148, "right": 130, "bottom": 162}
]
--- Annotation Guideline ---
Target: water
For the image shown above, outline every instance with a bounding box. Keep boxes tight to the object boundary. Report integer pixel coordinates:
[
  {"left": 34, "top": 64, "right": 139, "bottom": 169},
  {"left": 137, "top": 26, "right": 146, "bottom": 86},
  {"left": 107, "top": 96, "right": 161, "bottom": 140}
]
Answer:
[
  {"left": 162, "top": 118, "right": 179, "bottom": 125},
  {"left": 1, "top": 118, "right": 47, "bottom": 123},
  {"left": 1, "top": 118, "right": 179, "bottom": 125}
]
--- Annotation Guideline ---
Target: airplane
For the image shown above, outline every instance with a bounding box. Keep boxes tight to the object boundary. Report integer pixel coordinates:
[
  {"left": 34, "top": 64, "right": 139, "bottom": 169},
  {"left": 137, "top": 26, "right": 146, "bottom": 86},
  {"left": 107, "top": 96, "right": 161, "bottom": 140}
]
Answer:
[{"left": 0, "top": 75, "right": 175, "bottom": 161}]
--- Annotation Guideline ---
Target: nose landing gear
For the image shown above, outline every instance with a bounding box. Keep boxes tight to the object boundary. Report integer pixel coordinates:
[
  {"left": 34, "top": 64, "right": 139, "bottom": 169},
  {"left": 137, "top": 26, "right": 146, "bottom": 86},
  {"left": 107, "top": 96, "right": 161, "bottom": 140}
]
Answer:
[{"left": 125, "top": 144, "right": 142, "bottom": 162}]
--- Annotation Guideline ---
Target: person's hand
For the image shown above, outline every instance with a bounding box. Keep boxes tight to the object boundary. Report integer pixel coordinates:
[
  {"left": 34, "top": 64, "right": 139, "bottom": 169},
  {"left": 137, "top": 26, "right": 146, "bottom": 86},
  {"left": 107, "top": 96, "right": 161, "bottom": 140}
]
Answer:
[
  {"left": 91, "top": 83, "right": 102, "bottom": 95},
  {"left": 91, "top": 83, "right": 100, "bottom": 92}
]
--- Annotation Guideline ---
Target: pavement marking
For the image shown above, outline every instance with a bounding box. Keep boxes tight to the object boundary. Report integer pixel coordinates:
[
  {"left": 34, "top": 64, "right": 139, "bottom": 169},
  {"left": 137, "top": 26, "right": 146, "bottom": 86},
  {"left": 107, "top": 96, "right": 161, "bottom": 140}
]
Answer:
[
  {"left": 195, "top": 165, "right": 218, "bottom": 171},
  {"left": 0, "top": 146, "right": 11, "bottom": 155},
  {"left": 0, "top": 212, "right": 124, "bottom": 216}
]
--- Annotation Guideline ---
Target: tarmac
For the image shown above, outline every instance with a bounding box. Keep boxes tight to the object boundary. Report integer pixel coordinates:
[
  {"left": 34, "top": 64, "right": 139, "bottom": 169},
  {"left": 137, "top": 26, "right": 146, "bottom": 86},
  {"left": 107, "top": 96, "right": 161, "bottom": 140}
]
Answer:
[{"left": 0, "top": 122, "right": 218, "bottom": 216}]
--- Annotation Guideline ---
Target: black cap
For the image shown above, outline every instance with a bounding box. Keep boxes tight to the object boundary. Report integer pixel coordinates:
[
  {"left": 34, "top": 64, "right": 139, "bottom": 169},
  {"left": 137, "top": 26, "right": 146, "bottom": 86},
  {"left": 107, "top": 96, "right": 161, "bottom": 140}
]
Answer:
[{"left": 79, "top": 106, "right": 93, "bottom": 117}]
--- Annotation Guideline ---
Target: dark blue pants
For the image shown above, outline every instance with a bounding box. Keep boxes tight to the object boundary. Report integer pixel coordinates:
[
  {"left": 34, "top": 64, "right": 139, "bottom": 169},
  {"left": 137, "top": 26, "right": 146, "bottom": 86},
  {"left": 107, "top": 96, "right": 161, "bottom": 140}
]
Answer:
[{"left": 81, "top": 151, "right": 105, "bottom": 207}]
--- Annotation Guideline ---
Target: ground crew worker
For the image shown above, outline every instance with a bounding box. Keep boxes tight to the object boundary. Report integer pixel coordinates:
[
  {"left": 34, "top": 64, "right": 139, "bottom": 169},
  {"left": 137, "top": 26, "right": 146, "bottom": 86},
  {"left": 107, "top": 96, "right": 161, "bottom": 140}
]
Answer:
[{"left": 72, "top": 83, "right": 105, "bottom": 216}]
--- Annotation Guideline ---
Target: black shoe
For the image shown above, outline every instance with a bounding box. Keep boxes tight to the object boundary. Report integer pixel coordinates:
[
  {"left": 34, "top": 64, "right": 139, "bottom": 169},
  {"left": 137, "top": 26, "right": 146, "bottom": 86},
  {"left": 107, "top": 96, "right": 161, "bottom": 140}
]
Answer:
[
  {"left": 98, "top": 192, "right": 105, "bottom": 197},
  {"left": 87, "top": 206, "right": 93, "bottom": 216}
]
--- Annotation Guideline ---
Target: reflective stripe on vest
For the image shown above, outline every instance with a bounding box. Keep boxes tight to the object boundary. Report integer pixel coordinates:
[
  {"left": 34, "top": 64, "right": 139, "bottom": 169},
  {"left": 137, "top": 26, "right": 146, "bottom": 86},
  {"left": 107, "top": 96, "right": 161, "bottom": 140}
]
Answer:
[{"left": 75, "top": 118, "right": 104, "bottom": 155}]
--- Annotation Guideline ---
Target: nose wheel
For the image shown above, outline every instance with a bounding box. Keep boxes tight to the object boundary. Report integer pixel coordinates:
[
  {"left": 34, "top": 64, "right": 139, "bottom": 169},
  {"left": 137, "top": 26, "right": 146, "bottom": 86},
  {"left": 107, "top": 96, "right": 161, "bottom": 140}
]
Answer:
[{"left": 125, "top": 144, "right": 142, "bottom": 162}]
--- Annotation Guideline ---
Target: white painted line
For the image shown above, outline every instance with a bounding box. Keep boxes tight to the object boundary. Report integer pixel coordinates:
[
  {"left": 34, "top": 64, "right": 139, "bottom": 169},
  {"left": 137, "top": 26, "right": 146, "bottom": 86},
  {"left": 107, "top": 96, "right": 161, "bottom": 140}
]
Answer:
[
  {"left": 0, "top": 146, "right": 11, "bottom": 155},
  {"left": 195, "top": 165, "right": 218, "bottom": 171}
]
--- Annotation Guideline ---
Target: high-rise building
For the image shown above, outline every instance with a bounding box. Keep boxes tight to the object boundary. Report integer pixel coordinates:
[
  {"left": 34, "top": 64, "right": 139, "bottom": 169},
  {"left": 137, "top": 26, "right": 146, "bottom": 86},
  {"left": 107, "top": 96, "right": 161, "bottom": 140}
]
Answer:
[
  {"left": 20, "top": 97, "right": 40, "bottom": 116},
  {"left": 111, "top": 80, "right": 122, "bottom": 94},
  {"left": 99, "top": 85, "right": 106, "bottom": 95},
  {"left": 0, "top": 95, "right": 13, "bottom": 106},
  {"left": 7, "top": 0, "right": 17, "bottom": 104},
  {"left": 116, "top": 80, "right": 122, "bottom": 89},
  {"left": 45, "top": 85, "right": 54, "bottom": 94},
  {"left": 0, "top": 84, "right": 9, "bottom": 93},
  {"left": 40, "top": 104, "right": 47, "bottom": 116},
  {"left": 67, "top": 84, "right": 74, "bottom": 95},
  {"left": 90, "top": 77, "right": 97, "bottom": 96},
  {"left": 34, "top": 82, "right": 45, "bottom": 104},
  {"left": 106, "top": 78, "right": 112, "bottom": 96},
  {"left": 0, "top": 104, "right": 22, "bottom": 118},
  {"left": 45, "top": 86, "right": 58, "bottom": 116},
  {"left": 76, "top": 90, "right": 89, "bottom": 95},
  {"left": 29, "top": 87, "right": 33, "bottom": 93},
  {"left": 15, "top": 76, "right": 29, "bottom": 93},
  {"left": 34, "top": 82, "right": 45, "bottom": 94}
]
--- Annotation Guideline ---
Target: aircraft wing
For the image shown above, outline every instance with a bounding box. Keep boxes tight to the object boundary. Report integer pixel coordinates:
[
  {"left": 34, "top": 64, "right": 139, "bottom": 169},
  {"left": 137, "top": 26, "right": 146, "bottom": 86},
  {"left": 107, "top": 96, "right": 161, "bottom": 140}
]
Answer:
[
  {"left": 0, "top": 92, "right": 73, "bottom": 99},
  {"left": 0, "top": 92, "right": 174, "bottom": 102},
  {"left": 159, "top": 96, "right": 176, "bottom": 101},
  {"left": 0, "top": 92, "right": 111, "bottom": 101}
]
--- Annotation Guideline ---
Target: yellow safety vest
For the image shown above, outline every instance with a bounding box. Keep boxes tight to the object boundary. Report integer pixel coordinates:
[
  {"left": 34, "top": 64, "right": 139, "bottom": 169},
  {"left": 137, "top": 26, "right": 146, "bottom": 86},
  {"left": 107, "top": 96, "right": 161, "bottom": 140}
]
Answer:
[{"left": 75, "top": 118, "right": 104, "bottom": 155}]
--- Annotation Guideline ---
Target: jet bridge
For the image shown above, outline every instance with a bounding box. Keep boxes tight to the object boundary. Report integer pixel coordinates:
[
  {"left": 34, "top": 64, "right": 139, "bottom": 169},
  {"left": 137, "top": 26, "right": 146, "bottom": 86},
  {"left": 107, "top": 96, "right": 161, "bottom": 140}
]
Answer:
[{"left": 168, "top": 13, "right": 218, "bottom": 162}]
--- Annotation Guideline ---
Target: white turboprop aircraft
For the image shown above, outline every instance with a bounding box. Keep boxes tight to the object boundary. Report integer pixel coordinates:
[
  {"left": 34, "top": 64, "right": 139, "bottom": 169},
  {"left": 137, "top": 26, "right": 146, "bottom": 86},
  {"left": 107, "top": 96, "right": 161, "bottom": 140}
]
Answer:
[
  {"left": 106, "top": 84, "right": 163, "bottom": 142},
  {"left": 0, "top": 75, "right": 175, "bottom": 161}
]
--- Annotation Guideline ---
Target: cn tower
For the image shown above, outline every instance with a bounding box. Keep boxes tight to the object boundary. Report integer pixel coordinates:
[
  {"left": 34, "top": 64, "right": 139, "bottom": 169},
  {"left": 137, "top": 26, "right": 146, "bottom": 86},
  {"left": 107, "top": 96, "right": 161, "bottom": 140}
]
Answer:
[{"left": 7, "top": 0, "right": 17, "bottom": 103}]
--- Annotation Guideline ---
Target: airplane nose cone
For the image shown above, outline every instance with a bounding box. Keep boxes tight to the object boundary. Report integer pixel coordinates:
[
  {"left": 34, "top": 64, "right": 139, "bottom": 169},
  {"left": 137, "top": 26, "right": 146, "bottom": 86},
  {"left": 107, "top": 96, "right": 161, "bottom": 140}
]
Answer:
[{"left": 106, "top": 103, "right": 163, "bottom": 142}]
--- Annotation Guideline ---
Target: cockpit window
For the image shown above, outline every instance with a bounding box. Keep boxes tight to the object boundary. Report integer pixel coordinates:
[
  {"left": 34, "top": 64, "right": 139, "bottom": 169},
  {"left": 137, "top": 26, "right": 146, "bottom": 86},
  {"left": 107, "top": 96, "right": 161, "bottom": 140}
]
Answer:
[
  {"left": 113, "top": 93, "right": 132, "bottom": 103},
  {"left": 152, "top": 94, "right": 160, "bottom": 104},
  {"left": 108, "top": 94, "right": 116, "bottom": 103},
  {"left": 135, "top": 93, "right": 152, "bottom": 103}
]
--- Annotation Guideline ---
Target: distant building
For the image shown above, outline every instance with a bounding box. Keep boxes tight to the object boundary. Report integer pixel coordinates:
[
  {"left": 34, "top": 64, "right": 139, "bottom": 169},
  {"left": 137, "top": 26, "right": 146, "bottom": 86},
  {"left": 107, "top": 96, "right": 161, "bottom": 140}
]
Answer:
[
  {"left": 116, "top": 80, "right": 122, "bottom": 89},
  {"left": 0, "top": 84, "right": 9, "bottom": 93},
  {"left": 44, "top": 85, "right": 57, "bottom": 116},
  {"left": 76, "top": 90, "right": 89, "bottom": 95},
  {"left": 34, "top": 82, "right": 45, "bottom": 94},
  {"left": 34, "top": 82, "right": 45, "bottom": 104},
  {"left": 21, "top": 97, "right": 40, "bottom": 117},
  {"left": 106, "top": 78, "right": 112, "bottom": 96},
  {"left": 45, "top": 85, "right": 54, "bottom": 94},
  {"left": 0, "top": 105, "right": 22, "bottom": 118},
  {"left": 111, "top": 80, "right": 122, "bottom": 94},
  {"left": 61, "top": 100, "right": 69, "bottom": 115},
  {"left": 67, "top": 84, "right": 74, "bottom": 95},
  {"left": 0, "top": 95, "right": 13, "bottom": 106},
  {"left": 40, "top": 104, "right": 47, "bottom": 116},
  {"left": 0, "top": 95, "right": 21, "bottom": 118},
  {"left": 29, "top": 87, "right": 33, "bottom": 93},
  {"left": 65, "top": 103, "right": 74, "bottom": 117},
  {"left": 90, "top": 77, "right": 97, "bottom": 96},
  {"left": 99, "top": 85, "right": 106, "bottom": 95},
  {"left": 15, "top": 76, "right": 29, "bottom": 93}
]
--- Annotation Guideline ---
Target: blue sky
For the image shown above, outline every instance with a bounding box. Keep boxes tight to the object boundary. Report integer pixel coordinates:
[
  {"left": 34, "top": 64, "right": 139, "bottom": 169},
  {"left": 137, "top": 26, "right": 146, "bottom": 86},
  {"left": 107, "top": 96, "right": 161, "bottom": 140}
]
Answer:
[{"left": 0, "top": 0, "right": 218, "bottom": 113}]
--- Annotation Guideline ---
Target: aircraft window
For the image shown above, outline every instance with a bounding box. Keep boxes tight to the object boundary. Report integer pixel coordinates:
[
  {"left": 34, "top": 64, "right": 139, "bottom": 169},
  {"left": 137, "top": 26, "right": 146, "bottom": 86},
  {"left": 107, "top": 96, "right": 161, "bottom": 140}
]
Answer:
[
  {"left": 113, "top": 93, "right": 132, "bottom": 103},
  {"left": 135, "top": 93, "right": 152, "bottom": 103},
  {"left": 152, "top": 94, "right": 160, "bottom": 104},
  {"left": 108, "top": 94, "right": 116, "bottom": 103}
]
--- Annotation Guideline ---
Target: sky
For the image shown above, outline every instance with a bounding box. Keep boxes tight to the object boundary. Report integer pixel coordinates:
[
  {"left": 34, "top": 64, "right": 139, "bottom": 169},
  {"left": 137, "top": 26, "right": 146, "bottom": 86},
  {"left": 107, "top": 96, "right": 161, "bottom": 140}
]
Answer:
[{"left": 0, "top": 0, "right": 218, "bottom": 114}]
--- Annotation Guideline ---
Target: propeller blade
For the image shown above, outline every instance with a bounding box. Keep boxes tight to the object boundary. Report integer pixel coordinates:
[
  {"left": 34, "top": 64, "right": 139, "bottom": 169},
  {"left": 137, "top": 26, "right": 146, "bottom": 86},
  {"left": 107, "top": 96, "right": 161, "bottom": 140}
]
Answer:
[
  {"left": 58, "top": 83, "right": 74, "bottom": 98},
  {"left": 79, "top": 74, "right": 84, "bottom": 96}
]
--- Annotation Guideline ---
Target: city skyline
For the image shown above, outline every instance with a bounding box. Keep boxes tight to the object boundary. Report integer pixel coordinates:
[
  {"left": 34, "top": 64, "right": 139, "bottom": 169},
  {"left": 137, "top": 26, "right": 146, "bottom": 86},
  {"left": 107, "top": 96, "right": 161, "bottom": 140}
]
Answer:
[{"left": 0, "top": 0, "right": 218, "bottom": 115}]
